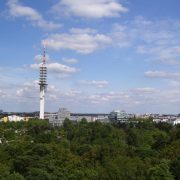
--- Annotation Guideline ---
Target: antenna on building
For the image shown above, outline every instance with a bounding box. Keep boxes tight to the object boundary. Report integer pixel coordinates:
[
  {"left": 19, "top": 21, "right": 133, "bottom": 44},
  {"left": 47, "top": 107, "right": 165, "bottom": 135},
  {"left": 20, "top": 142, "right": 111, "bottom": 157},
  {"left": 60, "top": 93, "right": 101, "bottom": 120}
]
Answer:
[{"left": 39, "top": 43, "right": 47, "bottom": 119}]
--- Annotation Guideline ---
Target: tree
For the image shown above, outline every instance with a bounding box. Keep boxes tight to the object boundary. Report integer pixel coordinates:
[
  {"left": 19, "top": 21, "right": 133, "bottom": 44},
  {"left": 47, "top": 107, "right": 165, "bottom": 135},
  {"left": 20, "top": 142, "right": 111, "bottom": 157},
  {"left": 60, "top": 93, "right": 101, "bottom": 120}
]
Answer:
[
  {"left": 148, "top": 160, "right": 174, "bottom": 180},
  {"left": 170, "top": 157, "right": 180, "bottom": 180},
  {"left": 152, "top": 131, "right": 169, "bottom": 150},
  {"left": 6, "top": 173, "right": 24, "bottom": 180},
  {"left": 25, "top": 168, "right": 51, "bottom": 180},
  {"left": 0, "top": 163, "right": 11, "bottom": 180}
]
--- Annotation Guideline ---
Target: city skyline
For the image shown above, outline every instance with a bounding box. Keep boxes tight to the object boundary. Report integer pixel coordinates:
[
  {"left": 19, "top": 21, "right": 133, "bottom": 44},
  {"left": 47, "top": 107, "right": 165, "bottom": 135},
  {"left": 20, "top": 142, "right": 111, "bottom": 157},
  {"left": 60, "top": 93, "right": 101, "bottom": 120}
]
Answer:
[{"left": 0, "top": 0, "right": 180, "bottom": 114}]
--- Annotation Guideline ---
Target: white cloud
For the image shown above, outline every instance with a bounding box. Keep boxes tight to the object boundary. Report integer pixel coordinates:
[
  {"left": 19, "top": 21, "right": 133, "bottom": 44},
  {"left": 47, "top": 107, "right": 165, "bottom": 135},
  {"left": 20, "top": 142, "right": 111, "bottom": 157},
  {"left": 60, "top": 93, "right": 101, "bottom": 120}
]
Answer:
[
  {"left": 0, "top": 79, "right": 39, "bottom": 112},
  {"left": 80, "top": 91, "right": 138, "bottom": 105},
  {"left": 52, "top": 0, "right": 128, "bottom": 19},
  {"left": 43, "top": 28, "right": 112, "bottom": 53},
  {"left": 7, "top": 0, "right": 61, "bottom": 30},
  {"left": 137, "top": 46, "right": 180, "bottom": 65},
  {"left": 79, "top": 80, "right": 109, "bottom": 88},
  {"left": 112, "top": 17, "right": 180, "bottom": 65},
  {"left": 30, "top": 62, "right": 78, "bottom": 77},
  {"left": 134, "top": 87, "right": 159, "bottom": 93},
  {"left": 48, "top": 63, "right": 77, "bottom": 74},
  {"left": 111, "top": 24, "right": 133, "bottom": 48},
  {"left": 16, "top": 80, "right": 39, "bottom": 97},
  {"left": 69, "top": 28, "right": 97, "bottom": 34},
  {"left": 63, "top": 58, "right": 79, "bottom": 64},
  {"left": 21, "top": 82, "right": 55, "bottom": 96},
  {"left": 1, "top": 67, "right": 180, "bottom": 113},
  {"left": 15, "top": 81, "right": 61, "bottom": 103},
  {"left": 64, "top": 90, "right": 82, "bottom": 97},
  {"left": 145, "top": 71, "right": 180, "bottom": 80}
]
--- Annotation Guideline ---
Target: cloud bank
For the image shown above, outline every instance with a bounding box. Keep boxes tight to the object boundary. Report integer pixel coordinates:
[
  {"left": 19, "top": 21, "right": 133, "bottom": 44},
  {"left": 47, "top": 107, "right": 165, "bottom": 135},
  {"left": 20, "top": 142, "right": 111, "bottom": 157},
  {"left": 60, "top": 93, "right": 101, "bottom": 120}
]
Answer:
[
  {"left": 43, "top": 28, "right": 112, "bottom": 53},
  {"left": 52, "top": 0, "right": 128, "bottom": 18},
  {"left": 7, "top": 0, "right": 61, "bottom": 30}
]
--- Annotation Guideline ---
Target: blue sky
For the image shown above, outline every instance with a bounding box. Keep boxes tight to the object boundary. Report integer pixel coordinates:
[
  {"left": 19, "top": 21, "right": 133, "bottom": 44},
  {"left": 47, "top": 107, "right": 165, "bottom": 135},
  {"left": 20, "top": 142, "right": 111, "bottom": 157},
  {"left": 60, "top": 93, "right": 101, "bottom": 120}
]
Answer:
[{"left": 0, "top": 0, "right": 180, "bottom": 114}]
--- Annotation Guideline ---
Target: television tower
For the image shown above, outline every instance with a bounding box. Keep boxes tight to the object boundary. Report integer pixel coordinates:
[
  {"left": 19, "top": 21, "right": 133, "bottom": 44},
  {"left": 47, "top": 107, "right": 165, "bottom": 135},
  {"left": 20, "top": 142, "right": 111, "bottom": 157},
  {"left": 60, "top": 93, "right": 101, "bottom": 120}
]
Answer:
[{"left": 39, "top": 45, "right": 47, "bottom": 119}]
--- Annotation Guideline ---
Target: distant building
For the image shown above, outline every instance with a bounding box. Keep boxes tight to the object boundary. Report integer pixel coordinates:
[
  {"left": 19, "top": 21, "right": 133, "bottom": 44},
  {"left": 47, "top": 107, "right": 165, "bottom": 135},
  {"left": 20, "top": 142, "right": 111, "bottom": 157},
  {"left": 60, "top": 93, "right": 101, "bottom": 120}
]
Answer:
[
  {"left": 108, "top": 110, "right": 129, "bottom": 123},
  {"left": 48, "top": 108, "right": 109, "bottom": 126},
  {"left": 0, "top": 115, "right": 25, "bottom": 122},
  {"left": 151, "top": 113, "right": 180, "bottom": 126},
  {"left": 1, "top": 116, "right": 8, "bottom": 123},
  {"left": 153, "top": 118, "right": 169, "bottom": 123},
  {"left": 58, "top": 108, "right": 71, "bottom": 124},
  {"left": 49, "top": 108, "right": 70, "bottom": 126},
  {"left": 70, "top": 114, "right": 94, "bottom": 122},
  {"left": 0, "top": 115, "right": 31, "bottom": 123},
  {"left": 95, "top": 115, "right": 109, "bottom": 123},
  {"left": 170, "top": 118, "right": 180, "bottom": 125},
  {"left": 70, "top": 113, "right": 108, "bottom": 123},
  {"left": 8, "top": 115, "right": 25, "bottom": 122}
]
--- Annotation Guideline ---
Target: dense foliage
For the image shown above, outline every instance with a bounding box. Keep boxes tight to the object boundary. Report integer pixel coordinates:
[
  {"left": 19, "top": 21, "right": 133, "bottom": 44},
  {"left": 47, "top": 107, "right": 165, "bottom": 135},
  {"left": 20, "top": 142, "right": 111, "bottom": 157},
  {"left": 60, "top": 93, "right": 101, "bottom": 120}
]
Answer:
[{"left": 0, "top": 119, "right": 179, "bottom": 179}]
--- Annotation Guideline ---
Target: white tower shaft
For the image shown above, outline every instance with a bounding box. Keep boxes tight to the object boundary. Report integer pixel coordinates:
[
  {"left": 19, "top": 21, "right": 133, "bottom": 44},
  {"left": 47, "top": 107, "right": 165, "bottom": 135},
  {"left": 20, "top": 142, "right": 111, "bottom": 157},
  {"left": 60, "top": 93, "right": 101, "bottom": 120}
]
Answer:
[{"left": 40, "top": 86, "right": 45, "bottom": 119}]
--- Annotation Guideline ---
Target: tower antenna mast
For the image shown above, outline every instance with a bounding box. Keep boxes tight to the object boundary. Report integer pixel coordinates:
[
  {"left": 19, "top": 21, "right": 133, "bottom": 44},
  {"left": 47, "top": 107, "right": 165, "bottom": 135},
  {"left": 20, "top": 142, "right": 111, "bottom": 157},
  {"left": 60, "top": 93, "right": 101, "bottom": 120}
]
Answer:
[{"left": 39, "top": 44, "right": 47, "bottom": 119}]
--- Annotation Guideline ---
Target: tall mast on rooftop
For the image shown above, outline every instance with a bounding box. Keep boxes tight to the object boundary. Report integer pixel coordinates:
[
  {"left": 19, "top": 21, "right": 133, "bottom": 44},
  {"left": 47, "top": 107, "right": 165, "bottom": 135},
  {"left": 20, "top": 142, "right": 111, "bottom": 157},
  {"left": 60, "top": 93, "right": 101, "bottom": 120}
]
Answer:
[{"left": 39, "top": 45, "right": 47, "bottom": 119}]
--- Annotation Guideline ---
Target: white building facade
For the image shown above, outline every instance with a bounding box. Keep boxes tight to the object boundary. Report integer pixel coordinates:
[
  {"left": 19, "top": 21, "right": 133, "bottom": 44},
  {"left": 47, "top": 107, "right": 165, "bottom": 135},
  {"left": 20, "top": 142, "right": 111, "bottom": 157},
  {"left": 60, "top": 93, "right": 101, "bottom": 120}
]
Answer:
[
  {"left": 108, "top": 110, "right": 129, "bottom": 123},
  {"left": 49, "top": 108, "right": 71, "bottom": 126}
]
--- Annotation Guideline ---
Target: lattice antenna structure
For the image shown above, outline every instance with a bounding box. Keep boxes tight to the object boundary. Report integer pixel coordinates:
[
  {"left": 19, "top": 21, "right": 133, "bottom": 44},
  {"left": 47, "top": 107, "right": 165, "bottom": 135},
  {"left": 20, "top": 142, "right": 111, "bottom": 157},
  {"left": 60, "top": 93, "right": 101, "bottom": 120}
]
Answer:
[{"left": 39, "top": 45, "right": 47, "bottom": 119}]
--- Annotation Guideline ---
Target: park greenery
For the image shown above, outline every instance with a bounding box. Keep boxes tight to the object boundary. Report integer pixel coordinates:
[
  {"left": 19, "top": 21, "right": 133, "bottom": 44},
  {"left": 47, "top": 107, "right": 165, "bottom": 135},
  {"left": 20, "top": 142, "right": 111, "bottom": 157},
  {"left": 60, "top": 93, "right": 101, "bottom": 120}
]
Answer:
[{"left": 0, "top": 118, "right": 179, "bottom": 180}]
